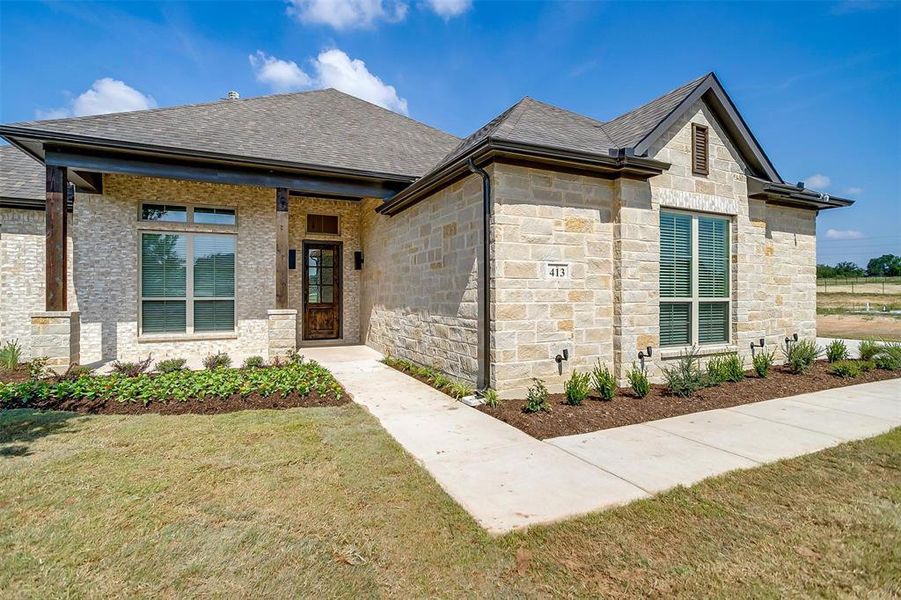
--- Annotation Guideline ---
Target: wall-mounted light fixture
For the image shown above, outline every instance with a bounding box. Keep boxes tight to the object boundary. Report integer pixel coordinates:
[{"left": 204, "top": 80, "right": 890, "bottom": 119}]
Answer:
[
  {"left": 637, "top": 346, "right": 653, "bottom": 373},
  {"left": 354, "top": 251, "right": 364, "bottom": 270},
  {"left": 750, "top": 338, "right": 765, "bottom": 357},
  {"left": 554, "top": 348, "right": 569, "bottom": 375}
]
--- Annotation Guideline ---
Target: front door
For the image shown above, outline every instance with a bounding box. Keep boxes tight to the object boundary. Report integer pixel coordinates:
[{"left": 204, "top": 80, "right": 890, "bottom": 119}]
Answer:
[{"left": 302, "top": 242, "right": 342, "bottom": 340}]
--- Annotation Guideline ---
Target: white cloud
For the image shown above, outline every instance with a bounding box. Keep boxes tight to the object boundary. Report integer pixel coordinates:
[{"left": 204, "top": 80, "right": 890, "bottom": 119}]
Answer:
[
  {"left": 36, "top": 78, "right": 157, "bottom": 120},
  {"left": 843, "top": 186, "right": 863, "bottom": 195},
  {"left": 249, "top": 51, "right": 312, "bottom": 92},
  {"left": 250, "top": 48, "right": 408, "bottom": 115},
  {"left": 804, "top": 173, "right": 831, "bottom": 189},
  {"left": 286, "top": 0, "right": 408, "bottom": 29},
  {"left": 825, "top": 229, "right": 865, "bottom": 240},
  {"left": 425, "top": 0, "right": 472, "bottom": 18}
]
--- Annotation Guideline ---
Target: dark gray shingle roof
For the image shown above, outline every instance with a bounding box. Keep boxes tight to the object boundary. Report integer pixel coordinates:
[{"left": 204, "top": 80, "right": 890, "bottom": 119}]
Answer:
[
  {"left": 0, "top": 145, "right": 44, "bottom": 201},
  {"left": 6, "top": 89, "right": 460, "bottom": 178}
]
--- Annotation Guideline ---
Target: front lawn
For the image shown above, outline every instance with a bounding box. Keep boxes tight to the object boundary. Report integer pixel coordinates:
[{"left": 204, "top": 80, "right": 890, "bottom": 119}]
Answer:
[{"left": 1, "top": 405, "right": 898, "bottom": 597}]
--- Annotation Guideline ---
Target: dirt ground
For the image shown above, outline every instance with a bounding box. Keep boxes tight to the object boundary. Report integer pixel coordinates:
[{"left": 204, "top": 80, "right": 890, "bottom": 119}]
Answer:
[{"left": 817, "top": 314, "right": 901, "bottom": 340}]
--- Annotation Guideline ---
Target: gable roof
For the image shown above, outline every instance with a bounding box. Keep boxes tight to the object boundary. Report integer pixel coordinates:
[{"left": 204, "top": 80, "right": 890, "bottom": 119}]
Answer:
[
  {"left": 0, "top": 145, "right": 45, "bottom": 207},
  {"left": 2, "top": 89, "right": 459, "bottom": 179}
]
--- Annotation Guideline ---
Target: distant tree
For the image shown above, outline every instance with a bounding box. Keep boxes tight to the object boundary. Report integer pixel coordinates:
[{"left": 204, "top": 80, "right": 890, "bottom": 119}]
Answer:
[
  {"left": 816, "top": 264, "right": 836, "bottom": 279},
  {"left": 833, "top": 261, "right": 865, "bottom": 277},
  {"left": 866, "top": 254, "right": 901, "bottom": 277}
]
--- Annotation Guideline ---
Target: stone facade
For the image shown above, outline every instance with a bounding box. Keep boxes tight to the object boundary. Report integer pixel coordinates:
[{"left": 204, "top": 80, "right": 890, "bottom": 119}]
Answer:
[
  {"left": 360, "top": 174, "right": 482, "bottom": 384},
  {"left": 30, "top": 311, "right": 79, "bottom": 371},
  {"left": 0, "top": 208, "right": 76, "bottom": 360}
]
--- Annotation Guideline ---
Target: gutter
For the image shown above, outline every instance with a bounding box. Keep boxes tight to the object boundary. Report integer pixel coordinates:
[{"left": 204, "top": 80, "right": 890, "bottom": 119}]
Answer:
[
  {"left": 467, "top": 158, "right": 492, "bottom": 392},
  {"left": 746, "top": 176, "right": 854, "bottom": 210}
]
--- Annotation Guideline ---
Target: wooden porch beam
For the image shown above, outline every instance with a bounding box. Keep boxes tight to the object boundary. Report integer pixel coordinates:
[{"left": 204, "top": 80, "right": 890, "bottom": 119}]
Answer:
[
  {"left": 275, "top": 188, "right": 289, "bottom": 309},
  {"left": 45, "top": 165, "right": 68, "bottom": 311}
]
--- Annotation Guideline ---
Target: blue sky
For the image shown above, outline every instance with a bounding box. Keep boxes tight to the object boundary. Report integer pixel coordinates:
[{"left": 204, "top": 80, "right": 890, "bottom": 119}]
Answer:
[{"left": 1, "top": 0, "right": 898, "bottom": 266}]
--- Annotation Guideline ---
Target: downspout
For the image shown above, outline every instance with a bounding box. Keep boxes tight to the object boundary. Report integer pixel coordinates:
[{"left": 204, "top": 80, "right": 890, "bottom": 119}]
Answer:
[{"left": 468, "top": 158, "right": 492, "bottom": 392}]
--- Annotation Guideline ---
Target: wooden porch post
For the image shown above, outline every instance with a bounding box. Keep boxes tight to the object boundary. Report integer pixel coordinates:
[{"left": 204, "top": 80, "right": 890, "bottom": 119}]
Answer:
[
  {"left": 45, "top": 165, "right": 68, "bottom": 311},
  {"left": 275, "top": 188, "right": 289, "bottom": 309}
]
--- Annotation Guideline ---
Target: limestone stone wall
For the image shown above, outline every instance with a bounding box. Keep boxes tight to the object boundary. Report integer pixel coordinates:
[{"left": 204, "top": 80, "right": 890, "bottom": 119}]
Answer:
[
  {"left": 360, "top": 174, "right": 482, "bottom": 384},
  {"left": 491, "top": 163, "right": 615, "bottom": 396},
  {"left": 0, "top": 208, "right": 75, "bottom": 360}
]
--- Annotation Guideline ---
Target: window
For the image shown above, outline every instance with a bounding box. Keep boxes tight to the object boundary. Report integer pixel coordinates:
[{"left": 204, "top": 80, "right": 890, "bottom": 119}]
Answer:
[
  {"left": 660, "top": 211, "right": 730, "bottom": 347},
  {"left": 306, "top": 214, "right": 339, "bottom": 235},
  {"left": 691, "top": 123, "right": 709, "bottom": 176},
  {"left": 141, "top": 203, "right": 235, "bottom": 226},
  {"left": 141, "top": 232, "right": 235, "bottom": 334}
]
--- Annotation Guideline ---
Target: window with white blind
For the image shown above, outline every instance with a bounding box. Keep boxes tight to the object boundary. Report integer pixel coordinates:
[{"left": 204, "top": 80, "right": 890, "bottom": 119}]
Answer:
[
  {"left": 660, "top": 211, "right": 730, "bottom": 347},
  {"left": 140, "top": 232, "right": 236, "bottom": 335}
]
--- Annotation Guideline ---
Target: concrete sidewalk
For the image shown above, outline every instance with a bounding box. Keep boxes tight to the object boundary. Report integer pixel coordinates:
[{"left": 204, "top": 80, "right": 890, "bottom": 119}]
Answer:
[{"left": 307, "top": 346, "right": 899, "bottom": 534}]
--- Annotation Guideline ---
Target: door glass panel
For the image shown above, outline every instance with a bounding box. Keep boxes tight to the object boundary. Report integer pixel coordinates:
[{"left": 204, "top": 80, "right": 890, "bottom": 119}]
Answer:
[
  {"left": 308, "top": 249, "right": 320, "bottom": 267},
  {"left": 308, "top": 287, "right": 320, "bottom": 303},
  {"left": 321, "top": 286, "right": 333, "bottom": 303},
  {"left": 309, "top": 268, "right": 320, "bottom": 285},
  {"left": 322, "top": 251, "right": 334, "bottom": 267},
  {"left": 321, "top": 268, "right": 334, "bottom": 285}
]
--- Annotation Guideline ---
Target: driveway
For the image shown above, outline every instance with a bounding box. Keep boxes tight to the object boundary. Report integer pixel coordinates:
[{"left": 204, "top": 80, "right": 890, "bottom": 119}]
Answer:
[{"left": 306, "top": 346, "right": 899, "bottom": 534}]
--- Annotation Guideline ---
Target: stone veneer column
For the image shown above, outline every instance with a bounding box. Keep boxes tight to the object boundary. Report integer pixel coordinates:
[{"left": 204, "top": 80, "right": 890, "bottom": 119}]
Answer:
[
  {"left": 612, "top": 178, "right": 658, "bottom": 383},
  {"left": 30, "top": 311, "right": 80, "bottom": 372},
  {"left": 267, "top": 309, "right": 297, "bottom": 359}
]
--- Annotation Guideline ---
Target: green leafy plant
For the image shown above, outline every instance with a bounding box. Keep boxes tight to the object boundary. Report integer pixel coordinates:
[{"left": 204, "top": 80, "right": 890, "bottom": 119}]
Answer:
[
  {"left": 752, "top": 348, "right": 775, "bottom": 378},
  {"left": 858, "top": 338, "right": 882, "bottom": 361},
  {"left": 203, "top": 352, "right": 232, "bottom": 370},
  {"left": 825, "top": 339, "right": 849, "bottom": 363},
  {"left": 662, "top": 347, "right": 707, "bottom": 397},
  {"left": 285, "top": 349, "right": 306, "bottom": 366},
  {"left": 782, "top": 339, "right": 821, "bottom": 374},
  {"left": 0, "top": 339, "right": 22, "bottom": 370},
  {"left": 563, "top": 371, "right": 591, "bottom": 406},
  {"left": 28, "top": 357, "right": 49, "bottom": 380},
  {"left": 242, "top": 355, "right": 265, "bottom": 369},
  {"left": 382, "top": 356, "right": 474, "bottom": 400},
  {"left": 707, "top": 352, "right": 744, "bottom": 385},
  {"left": 482, "top": 388, "right": 500, "bottom": 408},
  {"left": 446, "top": 380, "right": 474, "bottom": 400},
  {"left": 156, "top": 358, "right": 187, "bottom": 374},
  {"left": 58, "top": 364, "right": 93, "bottom": 382},
  {"left": 111, "top": 356, "right": 153, "bottom": 377},
  {"left": 626, "top": 363, "right": 650, "bottom": 398},
  {"left": 873, "top": 343, "right": 901, "bottom": 371},
  {"left": 828, "top": 360, "right": 868, "bottom": 379},
  {"left": 0, "top": 360, "right": 344, "bottom": 408},
  {"left": 590, "top": 360, "right": 616, "bottom": 401},
  {"left": 522, "top": 378, "right": 550, "bottom": 413}
]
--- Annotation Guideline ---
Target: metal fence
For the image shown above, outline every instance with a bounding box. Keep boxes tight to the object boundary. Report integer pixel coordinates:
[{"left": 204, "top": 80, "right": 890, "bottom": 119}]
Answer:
[{"left": 817, "top": 276, "right": 901, "bottom": 294}]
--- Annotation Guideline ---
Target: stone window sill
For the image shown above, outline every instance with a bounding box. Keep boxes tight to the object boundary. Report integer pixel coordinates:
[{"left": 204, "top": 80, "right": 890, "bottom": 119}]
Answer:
[
  {"left": 138, "top": 332, "right": 238, "bottom": 344},
  {"left": 660, "top": 344, "right": 738, "bottom": 360}
]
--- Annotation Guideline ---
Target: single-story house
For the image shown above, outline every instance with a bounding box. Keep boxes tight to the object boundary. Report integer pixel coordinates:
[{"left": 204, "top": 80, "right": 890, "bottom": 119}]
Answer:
[{"left": 0, "top": 72, "right": 852, "bottom": 395}]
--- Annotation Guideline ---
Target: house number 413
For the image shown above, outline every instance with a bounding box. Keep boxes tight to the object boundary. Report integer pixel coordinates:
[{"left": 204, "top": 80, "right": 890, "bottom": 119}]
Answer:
[{"left": 546, "top": 263, "right": 569, "bottom": 279}]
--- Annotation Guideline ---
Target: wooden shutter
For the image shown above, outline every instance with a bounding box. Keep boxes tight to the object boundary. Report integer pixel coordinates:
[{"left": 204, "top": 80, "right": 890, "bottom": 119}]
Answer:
[
  {"left": 692, "top": 123, "right": 709, "bottom": 175},
  {"left": 307, "top": 214, "right": 339, "bottom": 235}
]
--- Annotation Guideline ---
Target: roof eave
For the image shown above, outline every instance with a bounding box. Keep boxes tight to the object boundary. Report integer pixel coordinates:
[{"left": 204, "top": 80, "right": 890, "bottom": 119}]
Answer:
[
  {"left": 747, "top": 176, "right": 854, "bottom": 210},
  {"left": 378, "top": 138, "right": 669, "bottom": 216}
]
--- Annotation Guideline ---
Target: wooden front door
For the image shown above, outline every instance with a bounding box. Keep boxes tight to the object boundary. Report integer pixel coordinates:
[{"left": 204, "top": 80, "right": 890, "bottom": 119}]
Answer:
[{"left": 302, "top": 242, "right": 342, "bottom": 340}]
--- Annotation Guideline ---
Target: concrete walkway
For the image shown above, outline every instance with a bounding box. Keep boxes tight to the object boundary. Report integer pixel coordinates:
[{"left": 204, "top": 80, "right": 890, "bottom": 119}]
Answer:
[{"left": 306, "top": 346, "right": 899, "bottom": 534}]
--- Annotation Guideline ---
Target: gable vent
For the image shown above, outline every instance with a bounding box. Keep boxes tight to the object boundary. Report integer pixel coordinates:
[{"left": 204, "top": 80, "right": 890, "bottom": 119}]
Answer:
[{"left": 692, "top": 123, "right": 709, "bottom": 176}]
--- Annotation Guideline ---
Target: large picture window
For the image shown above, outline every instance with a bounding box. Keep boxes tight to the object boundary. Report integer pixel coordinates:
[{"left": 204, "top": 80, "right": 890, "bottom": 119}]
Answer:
[
  {"left": 141, "top": 232, "right": 236, "bottom": 335},
  {"left": 660, "top": 211, "right": 730, "bottom": 347}
]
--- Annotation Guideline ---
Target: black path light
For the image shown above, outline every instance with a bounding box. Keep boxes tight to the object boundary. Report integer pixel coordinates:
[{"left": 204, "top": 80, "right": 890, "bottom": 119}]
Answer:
[
  {"left": 637, "top": 346, "right": 653, "bottom": 373},
  {"left": 750, "top": 338, "right": 765, "bottom": 357}
]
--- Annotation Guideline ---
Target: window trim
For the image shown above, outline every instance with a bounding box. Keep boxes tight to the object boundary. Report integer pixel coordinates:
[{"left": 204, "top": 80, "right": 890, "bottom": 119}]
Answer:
[
  {"left": 691, "top": 123, "right": 709, "bottom": 176},
  {"left": 138, "top": 230, "right": 237, "bottom": 337},
  {"left": 140, "top": 202, "right": 238, "bottom": 228},
  {"left": 660, "top": 209, "right": 731, "bottom": 348}
]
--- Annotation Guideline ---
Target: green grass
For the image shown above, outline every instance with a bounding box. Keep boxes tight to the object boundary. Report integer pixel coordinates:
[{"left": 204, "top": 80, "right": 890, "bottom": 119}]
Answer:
[{"left": 1, "top": 406, "right": 899, "bottom": 598}]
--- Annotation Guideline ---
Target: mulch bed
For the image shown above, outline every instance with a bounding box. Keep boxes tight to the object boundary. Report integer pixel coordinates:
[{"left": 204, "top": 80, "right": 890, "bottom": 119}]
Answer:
[
  {"left": 0, "top": 366, "right": 31, "bottom": 384},
  {"left": 4, "top": 391, "right": 349, "bottom": 416},
  {"left": 478, "top": 361, "right": 899, "bottom": 439}
]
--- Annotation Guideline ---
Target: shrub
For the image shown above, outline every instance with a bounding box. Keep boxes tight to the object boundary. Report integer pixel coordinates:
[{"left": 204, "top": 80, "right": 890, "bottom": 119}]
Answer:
[
  {"left": 482, "top": 388, "right": 500, "bottom": 408},
  {"left": 590, "top": 361, "right": 616, "bottom": 401},
  {"left": 0, "top": 360, "right": 344, "bottom": 408},
  {"left": 662, "top": 347, "right": 707, "bottom": 397},
  {"left": 825, "top": 339, "right": 849, "bottom": 363},
  {"left": 28, "top": 357, "right": 49, "bottom": 380},
  {"left": 706, "top": 353, "right": 744, "bottom": 385},
  {"left": 523, "top": 378, "right": 550, "bottom": 413},
  {"left": 752, "top": 348, "right": 775, "bottom": 378},
  {"left": 563, "top": 371, "right": 591, "bottom": 406},
  {"left": 782, "top": 339, "right": 821, "bottom": 374},
  {"left": 203, "top": 352, "right": 232, "bottom": 370},
  {"left": 58, "top": 364, "right": 93, "bottom": 381},
  {"left": 111, "top": 356, "right": 153, "bottom": 377},
  {"left": 285, "top": 349, "right": 305, "bottom": 365},
  {"left": 858, "top": 338, "right": 882, "bottom": 361},
  {"left": 242, "top": 355, "right": 265, "bottom": 369},
  {"left": 873, "top": 343, "right": 901, "bottom": 371},
  {"left": 446, "top": 380, "right": 474, "bottom": 400},
  {"left": 626, "top": 363, "right": 650, "bottom": 399},
  {"left": 0, "top": 339, "right": 22, "bottom": 370},
  {"left": 156, "top": 358, "right": 187, "bottom": 374},
  {"left": 828, "top": 360, "right": 869, "bottom": 379}
]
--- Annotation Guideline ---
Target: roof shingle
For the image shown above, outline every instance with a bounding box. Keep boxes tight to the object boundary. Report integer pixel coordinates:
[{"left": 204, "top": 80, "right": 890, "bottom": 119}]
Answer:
[{"left": 0, "top": 145, "right": 44, "bottom": 201}]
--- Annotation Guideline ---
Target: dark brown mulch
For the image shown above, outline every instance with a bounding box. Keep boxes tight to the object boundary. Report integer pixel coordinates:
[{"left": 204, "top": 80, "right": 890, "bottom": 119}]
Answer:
[
  {"left": 6, "top": 391, "right": 349, "bottom": 416},
  {"left": 478, "top": 361, "right": 900, "bottom": 439},
  {"left": 0, "top": 366, "right": 31, "bottom": 384}
]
